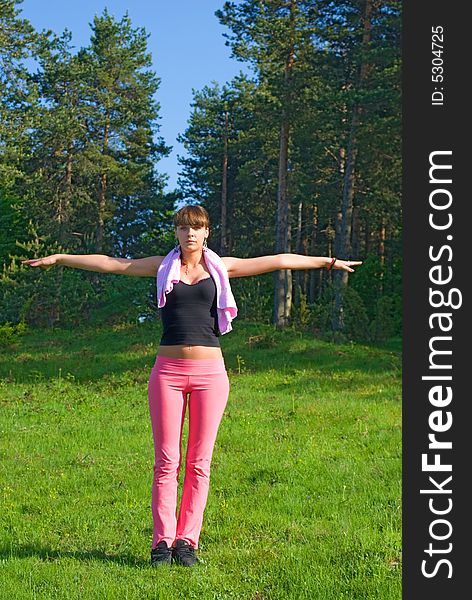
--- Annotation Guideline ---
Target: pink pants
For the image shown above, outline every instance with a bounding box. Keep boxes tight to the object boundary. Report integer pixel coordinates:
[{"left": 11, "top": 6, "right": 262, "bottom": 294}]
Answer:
[{"left": 148, "top": 355, "right": 230, "bottom": 550}]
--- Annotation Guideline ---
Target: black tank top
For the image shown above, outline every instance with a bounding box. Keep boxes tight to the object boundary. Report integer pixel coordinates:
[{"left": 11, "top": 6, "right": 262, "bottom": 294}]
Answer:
[{"left": 159, "top": 276, "right": 221, "bottom": 347}]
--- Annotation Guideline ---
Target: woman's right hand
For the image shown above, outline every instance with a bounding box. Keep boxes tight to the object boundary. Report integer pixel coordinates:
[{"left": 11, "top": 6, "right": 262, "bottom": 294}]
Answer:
[{"left": 21, "top": 254, "right": 59, "bottom": 269}]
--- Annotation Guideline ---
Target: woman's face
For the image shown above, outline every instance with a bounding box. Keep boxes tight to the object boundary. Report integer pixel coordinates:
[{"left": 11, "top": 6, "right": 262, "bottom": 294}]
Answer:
[{"left": 176, "top": 224, "right": 209, "bottom": 250}]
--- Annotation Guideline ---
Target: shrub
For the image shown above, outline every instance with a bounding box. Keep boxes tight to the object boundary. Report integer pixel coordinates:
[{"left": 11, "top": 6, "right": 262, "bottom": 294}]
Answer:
[
  {"left": 1, "top": 257, "right": 157, "bottom": 329},
  {"left": 370, "top": 293, "right": 402, "bottom": 342},
  {"left": 229, "top": 273, "right": 273, "bottom": 323},
  {"left": 311, "top": 283, "right": 370, "bottom": 342},
  {"left": 0, "top": 321, "right": 28, "bottom": 347}
]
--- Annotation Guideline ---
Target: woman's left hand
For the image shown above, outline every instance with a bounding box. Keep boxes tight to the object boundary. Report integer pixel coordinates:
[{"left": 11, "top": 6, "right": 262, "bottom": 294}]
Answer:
[{"left": 332, "top": 259, "right": 363, "bottom": 273}]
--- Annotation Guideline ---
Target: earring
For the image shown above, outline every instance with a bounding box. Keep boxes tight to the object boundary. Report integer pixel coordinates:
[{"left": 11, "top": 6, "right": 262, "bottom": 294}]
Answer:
[
  {"left": 174, "top": 239, "right": 180, "bottom": 252},
  {"left": 203, "top": 238, "right": 208, "bottom": 249}
]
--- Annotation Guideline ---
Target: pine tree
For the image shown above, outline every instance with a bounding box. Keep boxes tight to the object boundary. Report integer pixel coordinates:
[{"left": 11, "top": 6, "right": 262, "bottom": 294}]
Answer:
[
  {"left": 0, "top": 1, "right": 40, "bottom": 270},
  {"left": 0, "top": 0, "right": 38, "bottom": 190},
  {"left": 217, "top": 0, "right": 319, "bottom": 328},
  {"left": 1, "top": 7, "right": 176, "bottom": 326},
  {"left": 178, "top": 74, "right": 280, "bottom": 256},
  {"left": 76, "top": 9, "right": 171, "bottom": 254},
  {"left": 310, "top": 0, "right": 401, "bottom": 334}
]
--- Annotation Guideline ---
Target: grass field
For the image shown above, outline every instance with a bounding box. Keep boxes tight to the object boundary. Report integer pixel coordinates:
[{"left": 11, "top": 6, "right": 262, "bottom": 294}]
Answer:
[{"left": 0, "top": 321, "right": 402, "bottom": 600}]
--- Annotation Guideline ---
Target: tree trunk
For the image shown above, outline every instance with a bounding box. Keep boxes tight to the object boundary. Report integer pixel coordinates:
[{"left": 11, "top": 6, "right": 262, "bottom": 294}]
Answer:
[
  {"left": 332, "top": 113, "right": 358, "bottom": 332},
  {"left": 220, "top": 110, "right": 229, "bottom": 255},
  {"left": 332, "top": 0, "right": 374, "bottom": 334},
  {"left": 52, "top": 144, "right": 74, "bottom": 326},
  {"left": 308, "top": 204, "right": 318, "bottom": 303},
  {"left": 97, "top": 116, "right": 110, "bottom": 253},
  {"left": 273, "top": 116, "right": 292, "bottom": 328},
  {"left": 294, "top": 199, "right": 303, "bottom": 307},
  {"left": 378, "top": 218, "right": 386, "bottom": 267},
  {"left": 273, "top": 0, "right": 296, "bottom": 329},
  {"left": 97, "top": 172, "right": 107, "bottom": 253},
  {"left": 365, "top": 217, "right": 371, "bottom": 256},
  {"left": 122, "top": 196, "right": 131, "bottom": 257},
  {"left": 302, "top": 232, "right": 309, "bottom": 296},
  {"left": 351, "top": 205, "right": 360, "bottom": 260},
  {"left": 334, "top": 209, "right": 343, "bottom": 256},
  {"left": 378, "top": 217, "right": 386, "bottom": 293},
  {"left": 57, "top": 146, "right": 73, "bottom": 246}
]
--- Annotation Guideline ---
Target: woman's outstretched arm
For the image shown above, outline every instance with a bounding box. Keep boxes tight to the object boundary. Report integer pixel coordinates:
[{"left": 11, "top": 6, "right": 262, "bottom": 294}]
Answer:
[
  {"left": 222, "top": 253, "right": 362, "bottom": 278},
  {"left": 21, "top": 254, "right": 164, "bottom": 277}
]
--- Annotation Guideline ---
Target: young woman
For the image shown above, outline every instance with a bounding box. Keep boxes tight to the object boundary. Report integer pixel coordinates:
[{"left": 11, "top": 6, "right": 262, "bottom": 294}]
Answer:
[{"left": 22, "top": 204, "right": 362, "bottom": 568}]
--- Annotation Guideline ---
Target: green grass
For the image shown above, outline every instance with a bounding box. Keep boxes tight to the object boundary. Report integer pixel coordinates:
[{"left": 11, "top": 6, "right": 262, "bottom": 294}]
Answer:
[{"left": 0, "top": 321, "right": 401, "bottom": 600}]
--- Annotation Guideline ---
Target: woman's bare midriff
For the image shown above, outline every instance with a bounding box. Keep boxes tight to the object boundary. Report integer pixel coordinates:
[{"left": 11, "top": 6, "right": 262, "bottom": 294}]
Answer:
[{"left": 157, "top": 345, "right": 223, "bottom": 359}]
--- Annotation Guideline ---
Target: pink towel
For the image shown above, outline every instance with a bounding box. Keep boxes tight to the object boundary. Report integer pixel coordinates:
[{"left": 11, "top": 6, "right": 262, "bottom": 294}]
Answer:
[{"left": 156, "top": 245, "right": 238, "bottom": 335}]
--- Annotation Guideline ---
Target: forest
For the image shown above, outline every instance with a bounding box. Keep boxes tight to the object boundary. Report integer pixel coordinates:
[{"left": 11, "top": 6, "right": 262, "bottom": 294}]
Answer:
[{"left": 0, "top": 0, "right": 401, "bottom": 343}]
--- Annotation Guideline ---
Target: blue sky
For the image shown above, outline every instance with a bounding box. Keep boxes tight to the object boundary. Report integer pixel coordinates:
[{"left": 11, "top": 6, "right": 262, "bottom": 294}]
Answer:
[{"left": 20, "top": 0, "right": 252, "bottom": 192}]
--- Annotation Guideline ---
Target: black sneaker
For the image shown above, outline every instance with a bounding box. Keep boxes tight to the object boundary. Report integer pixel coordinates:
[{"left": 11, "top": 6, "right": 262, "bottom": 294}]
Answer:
[
  {"left": 171, "top": 539, "right": 200, "bottom": 567},
  {"left": 150, "top": 540, "right": 172, "bottom": 566}
]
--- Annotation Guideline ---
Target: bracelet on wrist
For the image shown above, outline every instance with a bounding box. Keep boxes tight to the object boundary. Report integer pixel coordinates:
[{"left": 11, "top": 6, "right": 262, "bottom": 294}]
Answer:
[{"left": 327, "top": 257, "right": 337, "bottom": 270}]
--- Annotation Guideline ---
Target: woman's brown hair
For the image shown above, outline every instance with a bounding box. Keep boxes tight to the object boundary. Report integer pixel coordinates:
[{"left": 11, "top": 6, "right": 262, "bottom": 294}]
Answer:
[{"left": 173, "top": 205, "right": 210, "bottom": 230}]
